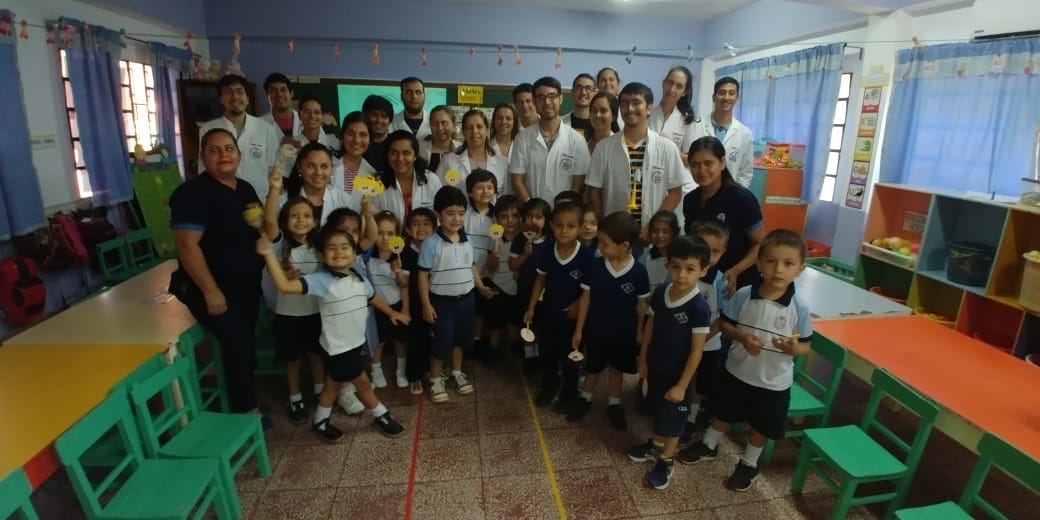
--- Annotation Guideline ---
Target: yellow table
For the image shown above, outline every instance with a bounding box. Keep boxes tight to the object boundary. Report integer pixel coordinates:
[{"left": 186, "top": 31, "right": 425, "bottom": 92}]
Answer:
[
  {"left": 5, "top": 260, "right": 195, "bottom": 347},
  {"left": 0, "top": 343, "right": 162, "bottom": 487}
]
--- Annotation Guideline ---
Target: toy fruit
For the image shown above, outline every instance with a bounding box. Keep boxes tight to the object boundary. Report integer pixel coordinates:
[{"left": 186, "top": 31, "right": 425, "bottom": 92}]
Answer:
[
  {"left": 1026, "top": 250, "right": 1040, "bottom": 260},
  {"left": 897, "top": 246, "right": 911, "bottom": 255},
  {"left": 871, "top": 238, "right": 883, "bottom": 247}
]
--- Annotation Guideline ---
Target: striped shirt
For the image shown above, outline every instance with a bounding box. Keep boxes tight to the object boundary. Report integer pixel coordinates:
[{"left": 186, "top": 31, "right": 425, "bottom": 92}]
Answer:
[
  {"left": 366, "top": 251, "right": 406, "bottom": 305},
  {"left": 626, "top": 137, "right": 647, "bottom": 223},
  {"left": 418, "top": 228, "right": 476, "bottom": 296}
]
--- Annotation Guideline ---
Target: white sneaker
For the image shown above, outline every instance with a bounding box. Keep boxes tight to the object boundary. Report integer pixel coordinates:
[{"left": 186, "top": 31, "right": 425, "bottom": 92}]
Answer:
[
  {"left": 429, "top": 377, "right": 449, "bottom": 403},
  {"left": 371, "top": 368, "right": 388, "bottom": 389},
  {"left": 396, "top": 371, "right": 409, "bottom": 388},
  {"left": 452, "top": 371, "right": 474, "bottom": 395},
  {"left": 336, "top": 386, "right": 365, "bottom": 415}
]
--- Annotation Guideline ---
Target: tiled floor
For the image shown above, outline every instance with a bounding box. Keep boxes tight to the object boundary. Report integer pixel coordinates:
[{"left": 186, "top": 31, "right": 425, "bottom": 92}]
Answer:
[{"left": 31, "top": 356, "right": 1040, "bottom": 519}]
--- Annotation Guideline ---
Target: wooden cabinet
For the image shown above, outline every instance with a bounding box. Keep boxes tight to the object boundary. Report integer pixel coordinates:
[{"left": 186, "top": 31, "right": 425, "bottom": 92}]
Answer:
[{"left": 750, "top": 166, "right": 808, "bottom": 233}]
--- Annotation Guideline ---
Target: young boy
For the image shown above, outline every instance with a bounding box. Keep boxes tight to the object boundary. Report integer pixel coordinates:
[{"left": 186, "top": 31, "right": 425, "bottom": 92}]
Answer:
[
  {"left": 627, "top": 236, "right": 712, "bottom": 490},
  {"left": 569, "top": 211, "right": 650, "bottom": 429},
  {"left": 465, "top": 169, "right": 498, "bottom": 357},
  {"left": 677, "top": 229, "right": 813, "bottom": 492},
  {"left": 418, "top": 186, "right": 496, "bottom": 403},
  {"left": 258, "top": 228, "right": 410, "bottom": 442},
  {"left": 401, "top": 207, "right": 437, "bottom": 395},
  {"left": 486, "top": 194, "right": 523, "bottom": 359}
]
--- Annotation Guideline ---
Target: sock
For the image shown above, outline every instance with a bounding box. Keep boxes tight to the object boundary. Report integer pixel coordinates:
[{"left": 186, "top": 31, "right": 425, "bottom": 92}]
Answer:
[
  {"left": 370, "top": 402, "right": 388, "bottom": 418},
  {"left": 289, "top": 393, "right": 303, "bottom": 403},
  {"left": 607, "top": 396, "right": 621, "bottom": 406},
  {"left": 580, "top": 391, "right": 593, "bottom": 401},
  {"left": 313, "top": 405, "right": 332, "bottom": 427},
  {"left": 689, "top": 402, "right": 701, "bottom": 420},
  {"left": 702, "top": 427, "right": 724, "bottom": 450},
  {"left": 652, "top": 439, "right": 664, "bottom": 449},
  {"left": 372, "top": 362, "right": 383, "bottom": 371},
  {"left": 451, "top": 369, "right": 463, "bottom": 377},
  {"left": 741, "top": 445, "right": 764, "bottom": 468},
  {"left": 313, "top": 383, "right": 324, "bottom": 395},
  {"left": 659, "top": 454, "right": 673, "bottom": 463},
  {"left": 343, "top": 382, "right": 356, "bottom": 392},
  {"left": 396, "top": 357, "right": 407, "bottom": 373},
  {"left": 525, "top": 345, "right": 536, "bottom": 358}
]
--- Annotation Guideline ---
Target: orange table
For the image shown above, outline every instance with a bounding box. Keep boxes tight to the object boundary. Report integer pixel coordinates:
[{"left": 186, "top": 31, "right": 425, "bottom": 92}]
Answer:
[
  {"left": 815, "top": 315, "right": 1040, "bottom": 460},
  {"left": 0, "top": 343, "right": 162, "bottom": 487}
]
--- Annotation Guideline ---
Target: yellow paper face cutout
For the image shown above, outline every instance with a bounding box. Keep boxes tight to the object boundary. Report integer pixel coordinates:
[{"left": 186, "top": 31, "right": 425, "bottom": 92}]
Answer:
[
  {"left": 353, "top": 175, "right": 385, "bottom": 196},
  {"left": 242, "top": 202, "right": 264, "bottom": 229},
  {"left": 388, "top": 235, "right": 406, "bottom": 254},
  {"left": 489, "top": 223, "right": 504, "bottom": 240},
  {"left": 444, "top": 169, "right": 461, "bottom": 186}
]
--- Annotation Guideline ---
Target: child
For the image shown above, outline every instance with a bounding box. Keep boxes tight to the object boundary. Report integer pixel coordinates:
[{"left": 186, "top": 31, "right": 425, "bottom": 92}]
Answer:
[
  {"left": 640, "top": 210, "right": 680, "bottom": 295},
  {"left": 523, "top": 201, "right": 594, "bottom": 410},
  {"left": 486, "top": 195, "right": 522, "bottom": 359},
  {"left": 509, "top": 198, "right": 552, "bottom": 374},
  {"left": 578, "top": 207, "right": 599, "bottom": 252},
  {"left": 570, "top": 211, "right": 649, "bottom": 429},
  {"left": 677, "top": 229, "right": 813, "bottom": 492},
  {"left": 554, "top": 190, "right": 583, "bottom": 207},
  {"left": 401, "top": 207, "right": 437, "bottom": 395},
  {"left": 367, "top": 211, "right": 410, "bottom": 389},
  {"left": 465, "top": 169, "right": 499, "bottom": 356},
  {"left": 626, "top": 236, "right": 712, "bottom": 490},
  {"left": 418, "top": 186, "right": 496, "bottom": 403},
  {"left": 257, "top": 228, "right": 410, "bottom": 442}
]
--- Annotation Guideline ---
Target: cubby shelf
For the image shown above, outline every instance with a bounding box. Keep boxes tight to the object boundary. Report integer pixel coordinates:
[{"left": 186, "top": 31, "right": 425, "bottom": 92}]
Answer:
[{"left": 857, "top": 184, "right": 1040, "bottom": 360}]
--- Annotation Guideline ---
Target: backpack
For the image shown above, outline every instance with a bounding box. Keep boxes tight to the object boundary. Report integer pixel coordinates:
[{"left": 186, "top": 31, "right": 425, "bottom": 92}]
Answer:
[
  {"left": 12, "top": 212, "right": 89, "bottom": 270},
  {"left": 0, "top": 256, "right": 47, "bottom": 326}
]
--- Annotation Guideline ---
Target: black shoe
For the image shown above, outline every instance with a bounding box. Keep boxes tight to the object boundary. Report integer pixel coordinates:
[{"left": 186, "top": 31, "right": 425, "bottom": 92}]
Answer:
[
  {"left": 373, "top": 412, "right": 406, "bottom": 438},
  {"left": 288, "top": 400, "right": 308, "bottom": 425},
  {"left": 679, "top": 421, "right": 699, "bottom": 447},
  {"left": 676, "top": 441, "right": 718, "bottom": 465},
  {"left": 725, "top": 461, "right": 759, "bottom": 491},
  {"left": 523, "top": 357, "right": 539, "bottom": 376},
  {"left": 605, "top": 404, "right": 628, "bottom": 430},
  {"left": 534, "top": 389, "right": 555, "bottom": 408},
  {"left": 552, "top": 392, "right": 576, "bottom": 415},
  {"left": 626, "top": 439, "right": 662, "bottom": 462},
  {"left": 566, "top": 398, "right": 592, "bottom": 422},
  {"left": 645, "top": 457, "right": 674, "bottom": 490},
  {"left": 312, "top": 418, "right": 344, "bottom": 443}
]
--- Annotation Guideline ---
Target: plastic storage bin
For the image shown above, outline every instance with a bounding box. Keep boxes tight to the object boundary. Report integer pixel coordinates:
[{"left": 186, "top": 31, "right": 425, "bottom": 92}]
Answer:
[
  {"left": 1022, "top": 178, "right": 1040, "bottom": 207},
  {"left": 806, "top": 240, "right": 831, "bottom": 258},
  {"left": 946, "top": 240, "right": 995, "bottom": 287},
  {"left": 1021, "top": 253, "right": 1040, "bottom": 313},
  {"left": 806, "top": 257, "right": 855, "bottom": 284}
]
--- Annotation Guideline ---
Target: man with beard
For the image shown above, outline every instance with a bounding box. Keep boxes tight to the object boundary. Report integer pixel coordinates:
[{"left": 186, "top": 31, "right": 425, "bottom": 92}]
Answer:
[
  {"left": 389, "top": 76, "right": 431, "bottom": 142},
  {"left": 259, "top": 72, "right": 299, "bottom": 141},
  {"left": 512, "top": 83, "right": 539, "bottom": 130},
  {"left": 561, "top": 73, "right": 596, "bottom": 139},
  {"left": 198, "top": 74, "right": 281, "bottom": 193}
]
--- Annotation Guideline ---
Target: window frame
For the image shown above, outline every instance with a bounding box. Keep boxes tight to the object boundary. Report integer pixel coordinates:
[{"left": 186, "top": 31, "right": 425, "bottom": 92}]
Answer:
[{"left": 819, "top": 71, "right": 854, "bottom": 202}]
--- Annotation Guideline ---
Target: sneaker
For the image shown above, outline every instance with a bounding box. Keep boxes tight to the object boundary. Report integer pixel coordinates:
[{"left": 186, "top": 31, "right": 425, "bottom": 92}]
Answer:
[
  {"left": 676, "top": 441, "right": 718, "bottom": 465},
  {"left": 336, "top": 387, "right": 365, "bottom": 415},
  {"left": 396, "top": 372, "right": 409, "bottom": 388},
  {"left": 452, "top": 372, "right": 474, "bottom": 395},
  {"left": 566, "top": 398, "right": 592, "bottom": 422},
  {"left": 311, "top": 418, "right": 344, "bottom": 443},
  {"left": 606, "top": 404, "right": 628, "bottom": 431},
  {"left": 645, "top": 458, "right": 675, "bottom": 490},
  {"left": 371, "top": 368, "right": 388, "bottom": 389},
  {"left": 287, "top": 400, "right": 308, "bottom": 425},
  {"left": 409, "top": 380, "right": 424, "bottom": 395},
  {"left": 534, "top": 390, "right": 555, "bottom": 408},
  {"left": 627, "top": 439, "right": 663, "bottom": 462},
  {"left": 429, "top": 378, "right": 449, "bottom": 403},
  {"left": 725, "top": 461, "right": 760, "bottom": 491},
  {"left": 523, "top": 357, "right": 539, "bottom": 376},
  {"left": 373, "top": 412, "right": 406, "bottom": 438}
]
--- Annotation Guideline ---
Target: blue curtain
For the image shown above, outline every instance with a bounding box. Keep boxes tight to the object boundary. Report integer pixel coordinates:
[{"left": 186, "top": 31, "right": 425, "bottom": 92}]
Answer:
[
  {"left": 882, "top": 38, "right": 1040, "bottom": 196},
  {"left": 0, "top": 10, "right": 46, "bottom": 239},
  {"left": 717, "top": 43, "right": 845, "bottom": 201},
  {"left": 149, "top": 43, "right": 192, "bottom": 169},
  {"left": 60, "top": 19, "right": 134, "bottom": 205}
]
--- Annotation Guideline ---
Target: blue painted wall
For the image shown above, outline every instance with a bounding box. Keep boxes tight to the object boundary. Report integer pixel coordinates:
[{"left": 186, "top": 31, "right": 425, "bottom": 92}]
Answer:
[{"left": 92, "top": 0, "right": 207, "bottom": 35}]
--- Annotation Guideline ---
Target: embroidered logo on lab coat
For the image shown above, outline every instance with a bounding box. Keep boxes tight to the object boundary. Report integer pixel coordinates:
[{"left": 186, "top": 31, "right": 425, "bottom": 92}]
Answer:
[
  {"left": 728, "top": 150, "right": 739, "bottom": 163},
  {"left": 650, "top": 166, "right": 664, "bottom": 184},
  {"left": 559, "top": 154, "right": 575, "bottom": 171},
  {"left": 248, "top": 142, "right": 264, "bottom": 160}
]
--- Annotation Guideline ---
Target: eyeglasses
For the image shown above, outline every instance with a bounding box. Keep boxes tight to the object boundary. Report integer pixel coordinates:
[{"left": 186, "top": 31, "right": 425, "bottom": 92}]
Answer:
[
  {"left": 574, "top": 85, "right": 597, "bottom": 94},
  {"left": 534, "top": 93, "right": 560, "bottom": 102}
]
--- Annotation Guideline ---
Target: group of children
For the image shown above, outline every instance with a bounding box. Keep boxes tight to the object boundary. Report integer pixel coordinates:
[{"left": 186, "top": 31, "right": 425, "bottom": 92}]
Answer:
[{"left": 256, "top": 157, "right": 814, "bottom": 493}]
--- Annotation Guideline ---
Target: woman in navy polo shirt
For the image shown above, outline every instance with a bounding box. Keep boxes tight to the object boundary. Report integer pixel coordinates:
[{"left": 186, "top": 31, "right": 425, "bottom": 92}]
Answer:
[
  {"left": 169, "top": 128, "right": 267, "bottom": 419},
  {"left": 682, "top": 136, "right": 765, "bottom": 295}
]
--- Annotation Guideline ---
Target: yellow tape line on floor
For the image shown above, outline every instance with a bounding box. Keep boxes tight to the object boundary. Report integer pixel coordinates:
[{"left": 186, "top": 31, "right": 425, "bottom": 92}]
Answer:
[{"left": 521, "top": 374, "right": 568, "bottom": 520}]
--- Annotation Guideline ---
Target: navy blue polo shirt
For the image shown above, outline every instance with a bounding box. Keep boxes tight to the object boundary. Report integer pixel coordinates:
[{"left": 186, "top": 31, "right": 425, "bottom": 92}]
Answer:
[
  {"left": 169, "top": 172, "right": 264, "bottom": 284},
  {"left": 511, "top": 234, "right": 552, "bottom": 297},
  {"left": 535, "top": 242, "right": 593, "bottom": 326},
  {"left": 682, "top": 182, "right": 763, "bottom": 289},
  {"left": 646, "top": 283, "right": 712, "bottom": 378},
  {"left": 580, "top": 257, "right": 651, "bottom": 343}
]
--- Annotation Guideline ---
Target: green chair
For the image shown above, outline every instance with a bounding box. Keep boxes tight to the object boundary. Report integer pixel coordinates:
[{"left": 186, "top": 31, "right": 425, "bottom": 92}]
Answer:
[
  {"left": 790, "top": 368, "right": 940, "bottom": 520},
  {"left": 96, "top": 237, "right": 133, "bottom": 286},
  {"left": 125, "top": 228, "right": 159, "bottom": 273},
  {"left": 254, "top": 302, "right": 283, "bottom": 375},
  {"left": 129, "top": 356, "right": 272, "bottom": 518},
  {"left": 54, "top": 388, "right": 234, "bottom": 519},
  {"left": 0, "top": 468, "right": 39, "bottom": 520},
  {"left": 895, "top": 433, "right": 1040, "bottom": 519},
  {"left": 178, "top": 324, "right": 229, "bottom": 412},
  {"left": 762, "top": 335, "right": 848, "bottom": 463}
]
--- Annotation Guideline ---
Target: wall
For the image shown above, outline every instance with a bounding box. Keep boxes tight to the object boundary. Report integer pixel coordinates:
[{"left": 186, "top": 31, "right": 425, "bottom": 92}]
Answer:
[{"left": 84, "top": 0, "right": 207, "bottom": 36}]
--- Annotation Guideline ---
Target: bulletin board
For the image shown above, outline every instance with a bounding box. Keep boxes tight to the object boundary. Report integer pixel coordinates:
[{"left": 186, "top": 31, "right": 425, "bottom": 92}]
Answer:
[{"left": 131, "top": 163, "right": 181, "bottom": 257}]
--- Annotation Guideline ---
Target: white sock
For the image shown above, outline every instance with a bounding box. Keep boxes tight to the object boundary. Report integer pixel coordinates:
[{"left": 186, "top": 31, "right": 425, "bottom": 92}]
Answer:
[
  {"left": 702, "top": 427, "right": 724, "bottom": 450},
  {"left": 741, "top": 444, "right": 764, "bottom": 468},
  {"left": 451, "top": 369, "right": 463, "bottom": 377},
  {"left": 580, "top": 391, "right": 593, "bottom": 401},
  {"left": 313, "top": 405, "right": 332, "bottom": 426},
  {"left": 313, "top": 383, "right": 324, "bottom": 395},
  {"left": 524, "top": 344, "right": 536, "bottom": 358},
  {"left": 343, "top": 383, "right": 356, "bottom": 393},
  {"left": 289, "top": 393, "right": 303, "bottom": 403},
  {"left": 689, "top": 402, "right": 701, "bottom": 420},
  {"left": 372, "top": 362, "right": 383, "bottom": 371},
  {"left": 396, "top": 357, "right": 407, "bottom": 373},
  {"left": 370, "top": 402, "right": 388, "bottom": 418},
  {"left": 607, "top": 396, "right": 621, "bottom": 406}
]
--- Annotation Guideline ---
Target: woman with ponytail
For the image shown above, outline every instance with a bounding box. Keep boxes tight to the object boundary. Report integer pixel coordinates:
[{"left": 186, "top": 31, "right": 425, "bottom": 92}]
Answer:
[{"left": 649, "top": 66, "right": 698, "bottom": 164}]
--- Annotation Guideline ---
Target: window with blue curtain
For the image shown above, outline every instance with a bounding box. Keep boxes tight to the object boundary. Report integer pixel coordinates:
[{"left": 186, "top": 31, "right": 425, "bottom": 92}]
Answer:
[
  {"left": 149, "top": 42, "right": 192, "bottom": 175},
  {"left": 0, "top": 10, "right": 46, "bottom": 239},
  {"left": 716, "top": 43, "right": 845, "bottom": 201},
  {"left": 881, "top": 38, "right": 1040, "bottom": 196}
]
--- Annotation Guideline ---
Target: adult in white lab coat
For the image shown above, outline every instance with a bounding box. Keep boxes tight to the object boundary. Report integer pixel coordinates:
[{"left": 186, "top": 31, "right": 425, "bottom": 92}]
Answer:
[
  {"left": 437, "top": 109, "right": 511, "bottom": 196},
  {"left": 510, "top": 76, "right": 590, "bottom": 202},
  {"left": 418, "top": 106, "right": 460, "bottom": 174},
  {"left": 490, "top": 102, "right": 519, "bottom": 162},
  {"left": 198, "top": 74, "right": 281, "bottom": 194},
  {"left": 375, "top": 130, "right": 442, "bottom": 221},
  {"left": 587, "top": 82, "right": 689, "bottom": 237},
  {"left": 649, "top": 66, "right": 698, "bottom": 164},
  {"left": 690, "top": 76, "right": 754, "bottom": 188},
  {"left": 258, "top": 72, "right": 299, "bottom": 139},
  {"left": 389, "top": 76, "right": 431, "bottom": 142},
  {"left": 512, "top": 83, "right": 539, "bottom": 130},
  {"left": 561, "top": 73, "right": 596, "bottom": 139},
  {"left": 277, "top": 142, "right": 359, "bottom": 227},
  {"left": 333, "top": 111, "right": 377, "bottom": 195},
  {"left": 278, "top": 96, "right": 342, "bottom": 178}
]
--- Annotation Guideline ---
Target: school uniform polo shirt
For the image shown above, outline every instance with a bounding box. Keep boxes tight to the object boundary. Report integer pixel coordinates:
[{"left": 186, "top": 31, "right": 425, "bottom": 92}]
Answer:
[
  {"left": 696, "top": 267, "right": 728, "bottom": 352},
  {"left": 536, "top": 243, "right": 593, "bottom": 326},
  {"left": 721, "top": 283, "right": 814, "bottom": 391},
  {"left": 271, "top": 236, "right": 321, "bottom": 316},
  {"left": 580, "top": 256, "right": 651, "bottom": 343},
  {"left": 299, "top": 268, "right": 375, "bottom": 355},
  {"left": 367, "top": 251, "right": 405, "bottom": 306},
  {"left": 169, "top": 172, "right": 264, "bottom": 284},
  {"left": 639, "top": 247, "right": 669, "bottom": 295},
  {"left": 491, "top": 234, "right": 518, "bottom": 296},
  {"left": 464, "top": 205, "right": 495, "bottom": 275},
  {"left": 418, "top": 229, "right": 475, "bottom": 297},
  {"left": 511, "top": 234, "right": 550, "bottom": 294},
  {"left": 682, "top": 183, "right": 763, "bottom": 289},
  {"left": 646, "top": 283, "right": 712, "bottom": 378}
]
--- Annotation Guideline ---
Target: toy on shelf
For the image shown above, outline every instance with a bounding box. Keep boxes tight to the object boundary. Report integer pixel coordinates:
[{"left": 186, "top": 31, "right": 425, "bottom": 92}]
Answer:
[{"left": 862, "top": 236, "right": 919, "bottom": 268}]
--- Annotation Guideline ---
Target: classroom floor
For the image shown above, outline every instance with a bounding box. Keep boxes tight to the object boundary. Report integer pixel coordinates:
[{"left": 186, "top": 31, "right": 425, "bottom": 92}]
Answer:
[{"left": 32, "top": 354, "right": 1040, "bottom": 519}]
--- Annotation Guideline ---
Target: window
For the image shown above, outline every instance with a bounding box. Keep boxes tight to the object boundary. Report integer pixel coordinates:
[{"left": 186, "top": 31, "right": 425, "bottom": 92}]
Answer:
[
  {"left": 60, "top": 50, "right": 161, "bottom": 199},
  {"left": 819, "top": 72, "right": 853, "bottom": 202}
]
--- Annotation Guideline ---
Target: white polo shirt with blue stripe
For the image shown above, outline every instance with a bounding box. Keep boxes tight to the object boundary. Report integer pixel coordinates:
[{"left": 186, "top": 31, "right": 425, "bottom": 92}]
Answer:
[
  {"left": 464, "top": 205, "right": 494, "bottom": 276},
  {"left": 418, "top": 228, "right": 476, "bottom": 297},
  {"left": 696, "top": 268, "right": 728, "bottom": 352},
  {"left": 721, "top": 283, "right": 813, "bottom": 391},
  {"left": 300, "top": 268, "right": 375, "bottom": 356}
]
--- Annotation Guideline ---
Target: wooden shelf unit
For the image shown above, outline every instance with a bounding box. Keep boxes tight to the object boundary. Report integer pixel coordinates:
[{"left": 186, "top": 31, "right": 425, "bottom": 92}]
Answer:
[{"left": 855, "top": 184, "right": 1040, "bottom": 358}]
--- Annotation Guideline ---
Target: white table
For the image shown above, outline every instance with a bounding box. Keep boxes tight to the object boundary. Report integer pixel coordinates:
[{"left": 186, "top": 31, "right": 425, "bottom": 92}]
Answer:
[{"left": 794, "top": 267, "right": 910, "bottom": 320}]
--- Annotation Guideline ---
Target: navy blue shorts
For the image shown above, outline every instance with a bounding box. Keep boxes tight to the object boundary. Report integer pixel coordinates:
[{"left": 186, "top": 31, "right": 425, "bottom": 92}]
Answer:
[
  {"left": 430, "top": 291, "right": 476, "bottom": 360},
  {"left": 648, "top": 372, "right": 696, "bottom": 438},
  {"left": 324, "top": 346, "right": 365, "bottom": 383},
  {"left": 585, "top": 337, "right": 638, "bottom": 375},
  {"left": 273, "top": 313, "right": 323, "bottom": 363},
  {"left": 713, "top": 368, "right": 790, "bottom": 440},
  {"left": 694, "top": 349, "right": 723, "bottom": 401},
  {"left": 375, "top": 301, "right": 409, "bottom": 344}
]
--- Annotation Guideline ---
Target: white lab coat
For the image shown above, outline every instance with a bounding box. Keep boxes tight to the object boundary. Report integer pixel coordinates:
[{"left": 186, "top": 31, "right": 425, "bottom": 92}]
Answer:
[
  {"left": 259, "top": 110, "right": 301, "bottom": 137},
  {"left": 509, "top": 122, "right": 591, "bottom": 202},
  {"left": 690, "top": 117, "right": 754, "bottom": 188},
  {"left": 418, "top": 139, "right": 461, "bottom": 167},
  {"left": 586, "top": 131, "right": 692, "bottom": 224},
  {"left": 198, "top": 114, "right": 281, "bottom": 194},
  {"left": 278, "top": 186, "right": 360, "bottom": 227},
  {"left": 390, "top": 110, "right": 432, "bottom": 142},
  {"left": 435, "top": 150, "right": 512, "bottom": 197},
  {"left": 374, "top": 172, "right": 443, "bottom": 220},
  {"left": 649, "top": 105, "right": 697, "bottom": 154},
  {"left": 331, "top": 156, "right": 377, "bottom": 195},
  {"left": 490, "top": 139, "right": 513, "bottom": 164}
]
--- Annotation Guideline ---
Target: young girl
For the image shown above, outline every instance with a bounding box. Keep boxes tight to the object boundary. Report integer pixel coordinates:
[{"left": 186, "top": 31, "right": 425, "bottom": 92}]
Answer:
[
  {"left": 524, "top": 201, "right": 594, "bottom": 410},
  {"left": 640, "top": 210, "right": 680, "bottom": 294},
  {"left": 419, "top": 106, "right": 460, "bottom": 173},
  {"left": 579, "top": 207, "right": 599, "bottom": 252},
  {"left": 509, "top": 198, "right": 552, "bottom": 374},
  {"left": 367, "top": 211, "right": 410, "bottom": 389},
  {"left": 258, "top": 228, "right": 409, "bottom": 442}
]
